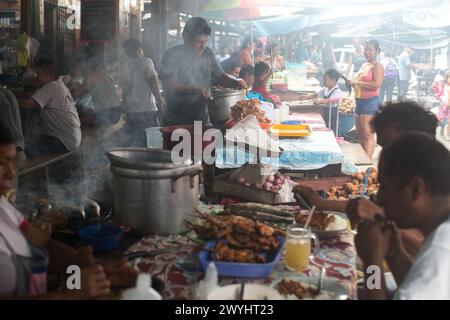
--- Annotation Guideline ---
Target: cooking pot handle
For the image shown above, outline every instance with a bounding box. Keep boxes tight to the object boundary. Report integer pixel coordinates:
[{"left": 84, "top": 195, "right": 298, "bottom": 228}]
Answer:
[{"left": 171, "top": 167, "right": 203, "bottom": 193}]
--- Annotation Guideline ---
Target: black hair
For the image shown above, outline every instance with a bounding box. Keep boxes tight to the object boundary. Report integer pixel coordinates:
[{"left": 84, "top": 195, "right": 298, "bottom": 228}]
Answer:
[
  {"left": 254, "top": 62, "right": 271, "bottom": 79},
  {"left": 324, "top": 68, "right": 351, "bottom": 93},
  {"left": 34, "top": 59, "right": 58, "bottom": 78},
  {"left": 239, "top": 64, "right": 254, "bottom": 78},
  {"left": 384, "top": 50, "right": 392, "bottom": 58},
  {"left": 123, "top": 38, "right": 143, "bottom": 58},
  {"left": 364, "top": 39, "right": 381, "bottom": 53},
  {"left": 0, "top": 120, "right": 16, "bottom": 146},
  {"left": 324, "top": 69, "right": 340, "bottom": 81},
  {"left": 371, "top": 101, "right": 438, "bottom": 137},
  {"left": 182, "top": 17, "right": 211, "bottom": 44},
  {"left": 380, "top": 132, "right": 450, "bottom": 196}
]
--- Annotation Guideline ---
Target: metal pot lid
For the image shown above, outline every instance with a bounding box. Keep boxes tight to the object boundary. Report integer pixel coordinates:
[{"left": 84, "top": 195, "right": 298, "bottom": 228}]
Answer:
[
  {"left": 106, "top": 148, "right": 193, "bottom": 170},
  {"left": 211, "top": 89, "right": 246, "bottom": 98}
]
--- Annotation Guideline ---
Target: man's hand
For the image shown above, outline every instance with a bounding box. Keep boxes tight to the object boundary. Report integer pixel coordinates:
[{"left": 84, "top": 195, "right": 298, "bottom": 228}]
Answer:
[
  {"left": 99, "top": 258, "right": 138, "bottom": 288},
  {"left": 355, "top": 218, "right": 392, "bottom": 265},
  {"left": 198, "top": 88, "right": 212, "bottom": 101},
  {"left": 386, "top": 221, "right": 405, "bottom": 259},
  {"left": 346, "top": 197, "right": 384, "bottom": 224},
  {"left": 237, "top": 78, "right": 248, "bottom": 89},
  {"left": 292, "top": 185, "right": 326, "bottom": 210}
]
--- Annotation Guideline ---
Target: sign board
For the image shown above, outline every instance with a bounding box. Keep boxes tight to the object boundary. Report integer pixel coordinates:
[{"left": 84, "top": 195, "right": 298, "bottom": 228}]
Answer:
[{"left": 80, "top": 0, "right": 118, "bottom": 42}]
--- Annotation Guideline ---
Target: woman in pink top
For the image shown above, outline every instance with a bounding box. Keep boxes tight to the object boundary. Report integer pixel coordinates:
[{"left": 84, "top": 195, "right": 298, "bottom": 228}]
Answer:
[{"left": 348, "top": 40, "right": 384, "bottom": 159}]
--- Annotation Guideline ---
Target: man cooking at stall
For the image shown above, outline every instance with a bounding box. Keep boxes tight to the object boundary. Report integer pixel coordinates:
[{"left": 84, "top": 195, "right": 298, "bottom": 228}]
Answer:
[{"left": 160, "top": 17, "right": 248, "bottom": 126}]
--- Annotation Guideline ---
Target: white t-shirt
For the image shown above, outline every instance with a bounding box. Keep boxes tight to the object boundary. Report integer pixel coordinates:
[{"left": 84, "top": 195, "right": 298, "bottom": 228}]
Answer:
[
  {"left": 315, "top": 85, "right": 342, "bottom": 100},
  {"left": 394, "top": 215, "right": 450, "bottom": 300},
  {"left": 124, "top": 57, "right": 158, "bottom": 112},
  {"left": 0, "top": 196, "right": 31, "bottom": 295},
  {"left": 32, "top": 79, "right": 82, "bottom": 151}
]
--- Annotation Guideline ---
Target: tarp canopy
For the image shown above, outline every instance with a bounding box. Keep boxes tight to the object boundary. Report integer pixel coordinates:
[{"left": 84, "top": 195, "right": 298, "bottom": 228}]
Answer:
[
  {"left": 252, "top": 14, "right": 321, "bottom": 36},
  {"left": 403, "top": 5, "right": 450, "bottom": 29}
]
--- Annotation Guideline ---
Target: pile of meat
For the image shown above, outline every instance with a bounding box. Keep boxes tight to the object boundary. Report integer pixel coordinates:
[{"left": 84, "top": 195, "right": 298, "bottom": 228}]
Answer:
[
  {"left": 326, "top": 168, "right": 379, "bottom": 200},
  {"left": 278, "top": 279, "right": 320, "bottom": 299},
  {"left": 187, "top": 212, "right": 285, "bottom": 263},
  {"left": 231, "top": 99, "right": 271, "bottom": 123}
]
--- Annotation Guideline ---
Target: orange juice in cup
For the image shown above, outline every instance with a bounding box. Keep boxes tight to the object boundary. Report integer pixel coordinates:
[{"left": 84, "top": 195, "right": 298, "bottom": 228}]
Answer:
[{"left": 284, "top": 224, "right": 319, "bottom": 272}]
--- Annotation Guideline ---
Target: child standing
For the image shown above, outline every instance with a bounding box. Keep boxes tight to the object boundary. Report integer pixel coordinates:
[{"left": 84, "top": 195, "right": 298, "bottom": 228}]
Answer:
[{"left": 298, "top": 69, "right": 344, "bottom": 105}]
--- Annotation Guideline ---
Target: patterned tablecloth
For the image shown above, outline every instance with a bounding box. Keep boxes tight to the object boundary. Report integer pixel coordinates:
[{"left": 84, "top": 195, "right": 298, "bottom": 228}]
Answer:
[{"left": 125, "top": 206, "right": 358, "bottom": 300}]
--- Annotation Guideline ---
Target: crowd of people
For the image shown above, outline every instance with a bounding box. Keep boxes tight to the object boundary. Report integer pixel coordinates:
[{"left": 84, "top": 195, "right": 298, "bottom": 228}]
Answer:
[{"left": 1, "top": 16, "right": 449, "bottom": 300}]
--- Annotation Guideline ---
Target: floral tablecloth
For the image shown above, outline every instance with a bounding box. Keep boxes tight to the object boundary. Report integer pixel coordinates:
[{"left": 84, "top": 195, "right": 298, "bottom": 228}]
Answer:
[{"left": 125, "top": 206, "right": 357, "bottom": 300}]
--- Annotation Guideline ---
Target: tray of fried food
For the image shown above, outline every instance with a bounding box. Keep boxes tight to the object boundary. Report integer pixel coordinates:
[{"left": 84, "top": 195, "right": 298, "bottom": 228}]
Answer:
[
  {"left": 192, "top": 211, "right": 287, "bottom": 278},
  {"left": 295, "top": 210, "right": 349, "bottom": 238},
  {"left": 187, "top": 213, "right": 285, "bottom": 254},
  {"left": 231, "top": 99, "right": 271, "bottom": 124}
]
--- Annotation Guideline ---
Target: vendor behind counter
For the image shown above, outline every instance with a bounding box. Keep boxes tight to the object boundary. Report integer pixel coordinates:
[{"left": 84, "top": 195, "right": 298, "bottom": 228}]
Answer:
[{"left": 159, "top": 17, "right": 247, "bottom": 127}]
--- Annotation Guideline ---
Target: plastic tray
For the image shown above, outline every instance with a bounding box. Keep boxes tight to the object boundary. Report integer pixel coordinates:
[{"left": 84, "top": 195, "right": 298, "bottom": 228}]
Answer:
[
  {"left": 269, "top": 124, "right": 312, "bottom": 137},
  {"left": 198, "top": 237, "right": 285, "bottom": 278}
]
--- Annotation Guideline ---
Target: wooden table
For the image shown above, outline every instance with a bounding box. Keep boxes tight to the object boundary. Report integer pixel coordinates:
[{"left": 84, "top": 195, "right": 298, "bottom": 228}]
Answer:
[
  {"left": 271, "top": 88, "right": 321, "bottom": 102},
  {"left": 287, "top": 102, "right": 329, "bottom": 120}
]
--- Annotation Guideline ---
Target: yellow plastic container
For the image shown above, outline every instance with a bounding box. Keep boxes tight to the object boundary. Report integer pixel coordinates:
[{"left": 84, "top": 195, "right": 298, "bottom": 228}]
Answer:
[{"left": 269, "top": 124, "right": 312, "bottom": 138}]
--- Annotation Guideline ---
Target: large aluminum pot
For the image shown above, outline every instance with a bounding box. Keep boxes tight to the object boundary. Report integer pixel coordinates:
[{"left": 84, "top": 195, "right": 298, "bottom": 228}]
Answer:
[
  {"left": 106, "top": 148, "right": 202, "bottom": 235},
  {"left": 209, "top": 89, "right": 246, "bottom": 122}
]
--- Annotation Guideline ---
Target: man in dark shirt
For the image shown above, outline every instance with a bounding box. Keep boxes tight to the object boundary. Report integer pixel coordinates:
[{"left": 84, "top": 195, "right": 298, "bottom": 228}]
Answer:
[{"left": 160, "top": 17, "right": 247, "bottom": 126}]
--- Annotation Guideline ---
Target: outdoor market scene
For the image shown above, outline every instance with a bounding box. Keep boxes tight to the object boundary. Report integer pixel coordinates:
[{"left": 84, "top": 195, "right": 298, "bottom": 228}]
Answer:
[{"left": 0, "top": 0, "right": 450, "bottom": 302}]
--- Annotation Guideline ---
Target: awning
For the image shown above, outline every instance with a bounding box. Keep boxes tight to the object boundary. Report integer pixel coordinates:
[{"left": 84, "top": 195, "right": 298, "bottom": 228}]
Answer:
[
  {"left": 251, "top": 14, "right": 321, "bottom": 36},
  {"left": 403, "top": 6, "right": 450, "bottom": 29}
]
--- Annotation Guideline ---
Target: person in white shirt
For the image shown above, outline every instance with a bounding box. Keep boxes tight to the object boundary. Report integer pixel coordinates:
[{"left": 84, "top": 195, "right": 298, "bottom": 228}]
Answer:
[
  {"left": 17, "top": 59, "right": 82, "bottom": 157},
  {"left": 354, "top": 132, "right": 450, "bottom": 300},
  {"left": 297, "top": 69, "right": 345, "bottom": 131},
  {"left": 121, "top": 38, "right": 164, "bottom": 147},
  {"left": 215, "top": 46, "right": 231, "bottom": 63},
  {"left": 298, "top": 69, "right": 344, "bottom": 105}
]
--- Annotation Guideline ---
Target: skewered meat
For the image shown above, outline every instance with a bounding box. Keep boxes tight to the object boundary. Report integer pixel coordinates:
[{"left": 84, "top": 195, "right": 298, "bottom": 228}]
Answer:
[
  {"left": 188, "top": 210, "right": 284, "bottom": 263},
  {"left": 278, "top": 279, "right": 320, "bottom": 299},
  {"left": 231, "top": 99, "right": 271, "bottom": 123}
]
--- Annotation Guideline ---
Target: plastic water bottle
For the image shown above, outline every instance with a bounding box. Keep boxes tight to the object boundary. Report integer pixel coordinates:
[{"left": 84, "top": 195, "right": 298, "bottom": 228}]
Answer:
[
  {"left": 280, "top": 103, "right": 290, "bottom": 122},
  {"left": 121, "top": 273, "right": 162, "bottom": 300},
  {"left": 196, "top": 262, "right": 218, "bottom": 299}
]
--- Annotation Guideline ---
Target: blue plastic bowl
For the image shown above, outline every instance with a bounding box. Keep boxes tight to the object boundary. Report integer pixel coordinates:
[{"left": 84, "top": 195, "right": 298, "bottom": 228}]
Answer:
[
  {"left": 78, "top": 224, "right": 124, "bottom": 253},
  {"left": 198, "top": 237, "right": 285, "bottom": 278}
]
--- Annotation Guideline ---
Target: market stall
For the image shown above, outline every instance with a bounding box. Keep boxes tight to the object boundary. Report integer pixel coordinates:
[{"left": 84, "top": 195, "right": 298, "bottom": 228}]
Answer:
[{"left": 123, "top": 204, "right": 358, "bottom": 300}]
